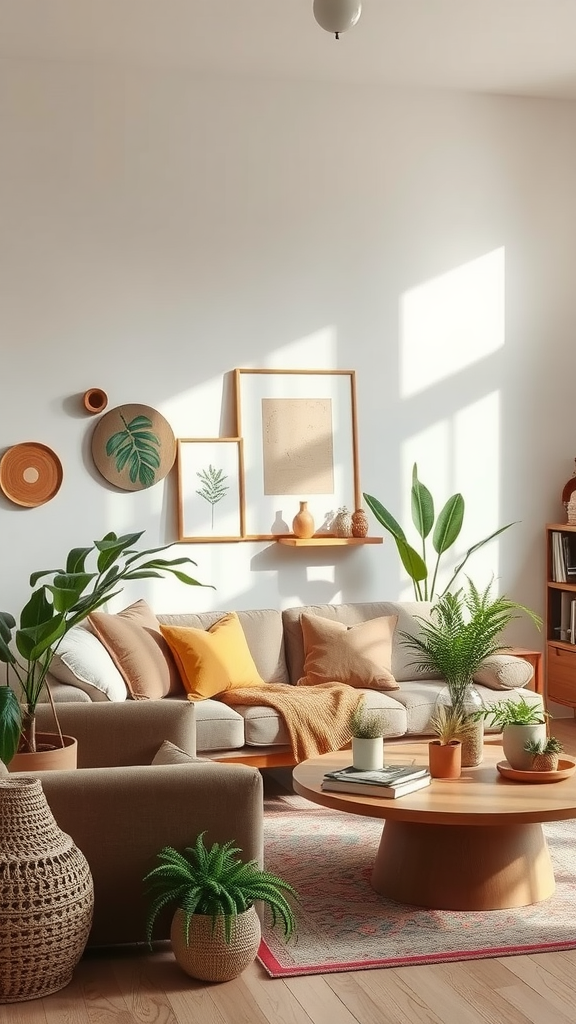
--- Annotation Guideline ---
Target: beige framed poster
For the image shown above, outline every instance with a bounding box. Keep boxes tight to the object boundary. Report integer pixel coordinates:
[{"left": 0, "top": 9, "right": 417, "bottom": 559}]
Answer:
[
  {"left": 177, "top": 438, "right": 245, "bottom": 542},
  {"left": 234, "top": 369, "right": 360, "bottom": 540}
]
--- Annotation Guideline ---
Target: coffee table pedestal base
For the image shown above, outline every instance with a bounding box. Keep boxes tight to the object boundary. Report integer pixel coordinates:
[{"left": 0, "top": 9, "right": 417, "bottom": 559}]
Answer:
[{"left": 371, "top": 820, "right": 555, "bottom": 910}]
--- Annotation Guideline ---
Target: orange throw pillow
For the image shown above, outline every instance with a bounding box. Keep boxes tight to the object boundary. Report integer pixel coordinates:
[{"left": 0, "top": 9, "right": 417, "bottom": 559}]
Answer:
[
  {"left": 297, "top": 612, "right": 399, "bottom": 690},
  {"left": 159, "top": 612, "right": 265, "bottom": 701},
  {"left": 89, "top": 599, "right": 183, "bottom": 700}
]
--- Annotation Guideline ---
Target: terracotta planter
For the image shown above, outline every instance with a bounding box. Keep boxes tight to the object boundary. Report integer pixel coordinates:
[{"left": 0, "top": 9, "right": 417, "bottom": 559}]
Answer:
[
  {"left": 170, "top": 906, "right": 261, "bottom": 982},
  {"left": 352, "top": 736, "right": 384, "bottom": 771},
  {"left": 9, "top": 734, "right": 78, "bottom": 773},
  {"left": 428, "top": 739, "right": 462, "bottom": 779}
]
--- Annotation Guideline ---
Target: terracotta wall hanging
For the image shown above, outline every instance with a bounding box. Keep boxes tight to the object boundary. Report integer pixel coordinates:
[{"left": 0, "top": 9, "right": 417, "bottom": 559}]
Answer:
[
  {"left": 91, "top": 404, "right": 176, "bottom": 491},
  {"left": 83, "top": 388, "right": 108, "bottom": 414},
  {"left": 0, "top": 442, "right": 63, "bottom": 507}
]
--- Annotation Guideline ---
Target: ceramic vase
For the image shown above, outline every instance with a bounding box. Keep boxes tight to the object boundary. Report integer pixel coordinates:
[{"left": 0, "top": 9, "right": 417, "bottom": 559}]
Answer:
[
  {"left": 428, "top": 740, "right": 461, "bottom": 779},
  {"left": 333, "top": 506, "right": 353, "bottom": 537},
  {"left": 0, "top": 777, "right": 94, "bottom": 1003},
  {"left": 292, "top": 501, "right": 315, "bottom": 539},
  {"left": 352, "top": 736, "right": 384, "bottom": 771},
  {"left": 351, "top": 508, "right": 369, "bottom": 538},
  {"left": 170, "top": 906, "right": 261, "bottom": 982},
  {"left": 502, "top": 723, "right": 548, "bottom": 771}
]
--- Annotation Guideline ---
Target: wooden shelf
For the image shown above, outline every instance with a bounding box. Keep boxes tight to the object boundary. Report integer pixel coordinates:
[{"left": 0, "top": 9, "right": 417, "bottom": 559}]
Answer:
[{"left": 275, "top": 536, "right": 383, "bottom": 547}]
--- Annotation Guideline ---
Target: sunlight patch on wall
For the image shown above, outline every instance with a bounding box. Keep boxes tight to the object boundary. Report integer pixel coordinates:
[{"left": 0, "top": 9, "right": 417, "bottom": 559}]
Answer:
[
  {"left": 400, "top": 247, "right": 505, "bottom": 398},
  {"left": 257, "top": 327, "right": 337, "bottom": 370}
]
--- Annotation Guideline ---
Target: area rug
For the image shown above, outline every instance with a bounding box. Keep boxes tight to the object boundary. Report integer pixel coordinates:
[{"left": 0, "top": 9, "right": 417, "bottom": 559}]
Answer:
[{"left": 257, "top": 788, "right": 576, "bottom": 978}]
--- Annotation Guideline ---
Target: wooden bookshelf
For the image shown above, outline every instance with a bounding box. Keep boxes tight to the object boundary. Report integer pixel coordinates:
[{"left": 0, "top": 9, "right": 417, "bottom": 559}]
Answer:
[{"left": 546, "top": 523, "right": 576, "bottom": 708}]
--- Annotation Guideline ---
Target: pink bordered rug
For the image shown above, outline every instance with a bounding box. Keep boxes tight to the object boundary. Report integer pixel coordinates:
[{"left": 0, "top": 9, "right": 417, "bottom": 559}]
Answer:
[{"left": 257, "top": 788, "right": 576, "bottom": 978}]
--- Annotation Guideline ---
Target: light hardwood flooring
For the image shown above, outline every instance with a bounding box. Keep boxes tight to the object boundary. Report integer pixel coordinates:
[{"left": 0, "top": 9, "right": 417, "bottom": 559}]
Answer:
[{"left": 5, "top": 717, "right": 576, "bottom": 1024}]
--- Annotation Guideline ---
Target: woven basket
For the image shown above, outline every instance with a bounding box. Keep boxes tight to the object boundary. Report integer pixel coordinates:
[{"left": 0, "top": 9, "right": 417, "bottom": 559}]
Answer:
[
  {"left": 0, "top": 777, "right": 94, "bottom": 1003},
  {"left": 170, "top": 906, "right": 261, "bottom": 982}
]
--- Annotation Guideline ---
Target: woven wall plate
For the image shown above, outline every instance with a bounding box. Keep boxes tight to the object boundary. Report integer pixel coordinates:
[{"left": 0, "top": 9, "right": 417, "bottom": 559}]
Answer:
[
  {"left": 0, "top": 442, "right": 63, "bottom": 507},
  {"left": 91, "top": 403, "right": 176, "bottom": 491}
]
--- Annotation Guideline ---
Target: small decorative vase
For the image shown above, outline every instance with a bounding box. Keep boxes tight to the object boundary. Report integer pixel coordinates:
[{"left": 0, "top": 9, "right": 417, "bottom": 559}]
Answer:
[
  {"left": 352, "top": 736, "right": 384, "bottom": 771},
  {"left": 0, "top": 777, "right": 94, "bottom": 1003},
  {"left": 502, "top": 723, "right": 548, "bottom": 771},
  {"left": 292, "top": 501, "right": 315, "bottom": 539},
  {"left": 351, "top": 508, "right": 369, "bottom": 538},
  {"left": 428, "top": 740, "right": 461, "bottom": 779},
  {"left": 333, "top": 506, "right": 353, "bottom": 537},
  {"left": 170, "top": 906, "right": 261, "bottom": 982}
]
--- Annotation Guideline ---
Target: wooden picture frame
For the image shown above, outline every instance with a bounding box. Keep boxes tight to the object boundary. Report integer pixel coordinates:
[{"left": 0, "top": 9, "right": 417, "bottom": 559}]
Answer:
[
  {"left": 177, "top": 438, "right": 245, "bottom": 542},
  {"left": 234, "top": 369, "right": 360, "bottom": 540}
]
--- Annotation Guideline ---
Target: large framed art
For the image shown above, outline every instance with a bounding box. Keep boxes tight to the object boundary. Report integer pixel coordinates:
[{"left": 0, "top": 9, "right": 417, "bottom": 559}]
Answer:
[
  {"left": 234, "top": 368, "right": 360, "bottom": 539},
  {"left": 177, "top": 438, "right": 245, "bottom": 542}
]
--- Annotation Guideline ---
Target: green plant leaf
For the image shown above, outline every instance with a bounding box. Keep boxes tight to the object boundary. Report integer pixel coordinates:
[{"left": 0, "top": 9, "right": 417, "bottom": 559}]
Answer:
[
  {"left": 440, "top": 522, "right": 518, "bottom": 597},
  {"left": 106, "top": 414, "right": 161, "bottom": 487},
  {"left": 411, "top": 464, "right": 434, "bottom": 539},
  {"left": 363, "top": 493, "right": 406, "bottom": 541},
  {"left": 46, "top": 573, "right": 98, "bottom": 612},
  {"left": 0, "top": 686, "right": 22, "bottom": 763},
  {"left": 432, "top": 494, "right": 464, "bottom": 554},
  {"left": 16, "top": 616, "right": 66, "bottom": 662},
  {"left": 396, "top": 539, "right": 428, "bottom": 582}
]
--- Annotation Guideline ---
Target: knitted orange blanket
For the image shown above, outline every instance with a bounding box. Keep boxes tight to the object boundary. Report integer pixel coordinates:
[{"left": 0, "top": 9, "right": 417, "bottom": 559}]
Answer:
[{"left": 218, "top": 683, "right": 362, "bottom": 762}]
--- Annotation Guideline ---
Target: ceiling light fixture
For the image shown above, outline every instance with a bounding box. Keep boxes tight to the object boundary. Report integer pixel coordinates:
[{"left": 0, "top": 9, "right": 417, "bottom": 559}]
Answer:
[{"left": 313, "top": 0, "right": 362, "bottom": 40}]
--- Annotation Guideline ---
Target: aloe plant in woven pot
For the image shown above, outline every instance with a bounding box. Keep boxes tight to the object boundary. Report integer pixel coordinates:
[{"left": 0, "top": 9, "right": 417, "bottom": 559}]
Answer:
[
  {"left": 0, "top": 530, "right": 208, "bottom": 767},
  {"left": 144, "top": 832, "right": 298, "bottom": 982},
  {"left": 400, "top": 578, "right": 541, "bottom": 767}
]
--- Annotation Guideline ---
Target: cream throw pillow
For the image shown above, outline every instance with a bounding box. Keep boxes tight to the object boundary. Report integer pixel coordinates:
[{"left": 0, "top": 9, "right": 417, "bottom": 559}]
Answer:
[
  {"left": 473, "top": 654, "right": 534, "bottom": 691},
  {"left": 49, "top": 624, "right": 128, "bottom": 701},
  {"left": 297, "top": 612, "right": 399, "bottom": 690}
]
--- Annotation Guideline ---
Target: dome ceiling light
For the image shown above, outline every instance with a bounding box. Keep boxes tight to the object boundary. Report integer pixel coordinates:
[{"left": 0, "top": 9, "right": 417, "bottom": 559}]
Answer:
[{"left": 312, "top": 0, "right": 362, "bottom": 40}]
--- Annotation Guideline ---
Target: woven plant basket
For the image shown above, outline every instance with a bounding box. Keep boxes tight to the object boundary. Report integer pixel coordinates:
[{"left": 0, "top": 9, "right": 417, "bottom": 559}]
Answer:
[
  {"left": 0, "top": 777, "right": 94, "bottom": 1003},
  {"left": 170, "top": 906, "right": 261, "bottom": 982}
]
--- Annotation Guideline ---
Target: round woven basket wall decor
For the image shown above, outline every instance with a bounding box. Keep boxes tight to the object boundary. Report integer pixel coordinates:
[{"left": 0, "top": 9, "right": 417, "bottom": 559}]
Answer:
[
  {"left": 91, "top": 403, "right": 176, "bottom": 491},
  {"left": 0, "top": 776, "right": 94, "bottom": 1003},
  {"left": 0, "top": 442, "right": 63, "bottom": 507}
]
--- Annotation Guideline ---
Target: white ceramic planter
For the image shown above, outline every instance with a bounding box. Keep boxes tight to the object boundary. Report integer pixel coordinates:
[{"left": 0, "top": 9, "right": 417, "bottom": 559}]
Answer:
[
  {"left": 502, "top": 723, "right": 548, "bottom": 770},
  {"left": 352, "top": 736, "right": 384, "bottom": 771}
]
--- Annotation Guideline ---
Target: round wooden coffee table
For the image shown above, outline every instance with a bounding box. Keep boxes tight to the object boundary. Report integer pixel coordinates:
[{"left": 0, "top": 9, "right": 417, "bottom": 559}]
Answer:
[{"left": 292, "top": 738, "right": 576, "bottom": 911}]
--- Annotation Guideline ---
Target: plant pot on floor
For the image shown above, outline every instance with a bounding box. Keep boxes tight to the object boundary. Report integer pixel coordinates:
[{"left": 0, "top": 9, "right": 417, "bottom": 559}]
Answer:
[
  {"left": 502, "top": 723, "right": 548, "bottom": 771},
  {"left": 352, "top": 736, "right": 384, "bottom": 771},
  {"left": 8, "top": 734, "right": 78, "bottom": 772},
  {"left": 428, "top": 740, "right": 462, "bottom": 779},
  {"left": 170, "top": 906, "right": 261, "bottom": 982}
]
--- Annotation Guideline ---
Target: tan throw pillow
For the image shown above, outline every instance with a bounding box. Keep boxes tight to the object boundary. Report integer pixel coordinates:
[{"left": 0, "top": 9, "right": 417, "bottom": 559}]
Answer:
[
  {"left": 159, "top": 612, "right": 265, "bottom": 701},
  {"left": 89, "top": 599, "right": 184, "bottom": 700},
  {"left": 151, "top": 740, "right": 205, "bottom": 765},
  {"left": 297, "top": 612, "right": 399, "bottom": 690}
]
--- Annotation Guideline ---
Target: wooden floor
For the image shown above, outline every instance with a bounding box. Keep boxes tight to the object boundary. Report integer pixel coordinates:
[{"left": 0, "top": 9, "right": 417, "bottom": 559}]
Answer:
[{"left": 5, "top": 717, "right": 576, "bottom": 1024}]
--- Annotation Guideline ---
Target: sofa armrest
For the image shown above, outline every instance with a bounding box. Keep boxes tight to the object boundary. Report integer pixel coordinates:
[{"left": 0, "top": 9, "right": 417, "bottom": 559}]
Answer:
[
  {"left": 34, "top": 700, "right": 197, "bottom": 766},
  {"left": 38, "top": 760, "right": 263, "bottom": 946}
]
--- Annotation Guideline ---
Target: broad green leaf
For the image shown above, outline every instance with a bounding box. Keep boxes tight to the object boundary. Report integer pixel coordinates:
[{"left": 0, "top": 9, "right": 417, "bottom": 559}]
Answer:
[
  {"left": 46, "top": 573, "right": 97, "bottom": 612},
  {"left": 29, "top": 567, "right": 65, "bottom": 586},
  {"left": 138, "top": 464, "right": 156, "bottom": 488},
  {"left": 65, "top": 547, "right": 93, "bottom": 574},
  {"left": 363, "top": 493, "right": 406, "bottom": 541},
  {"left": 106, "top": 431, "right": 129, "bottom": 456},
  {"left": 396, "top": 539, "right": 428, "bottom": 582},
  {"left": 0, "top": 634, "right": 15, "bottom": 664},
  {"left": 16, "top": 616, "right": 66, "bottom": 661},
  {"left": 20, "top": 588, "right": 54, "bottom": 631},
  {"left": 0, "top": 612, "right": 15, "bottom": 644},
  {"left": 432, "top": 494, "right": 464, "bottom": 554},
  {"left": 411, "top": 468, "right": 434, "bottom": 540},
  {"left": 0, "top": 686, "right": 22, "bottom": 763},
  {"left": 95, "top": 533, "right": 144, "bottom": 572}
]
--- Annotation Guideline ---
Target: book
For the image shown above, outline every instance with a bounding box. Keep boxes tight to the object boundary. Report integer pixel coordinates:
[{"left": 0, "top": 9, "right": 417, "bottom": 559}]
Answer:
[
  {"left": 321, "top": 773, "right": 431, "bottom": 799},
  {"left": 322, "top": 764, "right": 429, "bottom": 787}
]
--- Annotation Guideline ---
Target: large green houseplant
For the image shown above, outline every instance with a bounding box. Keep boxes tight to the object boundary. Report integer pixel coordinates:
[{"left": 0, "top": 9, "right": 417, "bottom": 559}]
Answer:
[
  {"left": 0, "top": 530, "right": 208, "bottom": 762},
  {"left": 144, "top": 831, "right": 297, "bottom": 982},
  {"left": 363, "top": 463, "right": 515, "bottom": 600}
]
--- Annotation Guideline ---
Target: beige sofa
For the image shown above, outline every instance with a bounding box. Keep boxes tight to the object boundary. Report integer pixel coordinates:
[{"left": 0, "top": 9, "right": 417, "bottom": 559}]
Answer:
[
  {"left": 11, "top": 701, "right": 264, "bottom": 947},
  {"left": 45, "top": 600, "right": 542, "bottom": 767}
]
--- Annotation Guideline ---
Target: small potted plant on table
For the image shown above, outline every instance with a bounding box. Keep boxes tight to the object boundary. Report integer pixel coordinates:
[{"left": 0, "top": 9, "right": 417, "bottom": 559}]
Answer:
[
  {"left": 349, "top": 697, "right": 386, "bottom": 770},
  {"left": 144, "top": 832, "right": 297, "bottom": 982},
  {"left": 524, "top": 736, "right": 563, "bottom": 772},
  {"left": 428, "top": 704, "right": 477, "bottom": 779},
  {"left": 474, "top": 695, "right": 549, "bottom": 771}
]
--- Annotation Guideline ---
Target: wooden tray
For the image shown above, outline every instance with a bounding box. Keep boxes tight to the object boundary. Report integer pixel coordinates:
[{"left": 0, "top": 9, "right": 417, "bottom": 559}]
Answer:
[
  {"left": 497, "top": 757, "right": 576, "bottom": 783},
  {"left": 0, "top": 442, "right": 63, "bottom": 507}
]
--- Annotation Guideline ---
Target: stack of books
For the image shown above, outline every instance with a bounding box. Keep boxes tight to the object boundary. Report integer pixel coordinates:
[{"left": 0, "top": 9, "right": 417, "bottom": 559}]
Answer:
[{"left": 321, "top": 763, "right": 431, "bottom": 799}]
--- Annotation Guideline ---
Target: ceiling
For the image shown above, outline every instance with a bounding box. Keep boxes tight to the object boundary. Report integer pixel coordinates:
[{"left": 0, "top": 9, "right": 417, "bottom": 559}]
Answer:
[{"left": 1, "top": 0, "right": 576, "bottom": 100}]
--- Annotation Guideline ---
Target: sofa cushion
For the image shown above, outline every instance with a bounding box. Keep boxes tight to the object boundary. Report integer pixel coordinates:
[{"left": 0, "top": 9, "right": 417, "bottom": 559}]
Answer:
[
  {"left": 49, "top": 624, "right": 128, "bottom": 702},
  {"left": 158, "top": 608, "right": 288, "bottom": 684},
  {"left": 296, "top": 613, "right": 399, "bottom": 690},
  {"left": 160, "top": 613, "right": 265, "bottom": 701},
  {"left": 152, "top": 740, "right": 204, "bottom": 765},
  {"left": 191, "top": 699, "right": 246, "bottom": 752},
  {"left": 473, "top": 654, "right": 533, "bottom": 690},
  {"left": 89, "top": 600, "right": 183, "bottom": 700}
]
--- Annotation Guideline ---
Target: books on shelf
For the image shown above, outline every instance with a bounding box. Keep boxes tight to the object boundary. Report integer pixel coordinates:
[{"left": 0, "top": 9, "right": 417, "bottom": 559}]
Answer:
[
  {"left": 552, "top": 531, "right": 567, "bottom": 583},
  {"left": 320, "top": 764, "right": 431, "bottom": 799}
]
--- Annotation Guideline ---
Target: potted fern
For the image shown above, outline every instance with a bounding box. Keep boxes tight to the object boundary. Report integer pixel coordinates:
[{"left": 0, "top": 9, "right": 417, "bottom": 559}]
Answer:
[
  {"left": 144, "top": 832, "right": 297, "bottom": 982},
  {"left": 349, "top": 696, "right": 385, "bottom": 770},
  {"left": 0, "top": 530, "right": 208, "bottom": 768},
  {"left": 400, "top": 579, "right": 541, "bottom": 767}
]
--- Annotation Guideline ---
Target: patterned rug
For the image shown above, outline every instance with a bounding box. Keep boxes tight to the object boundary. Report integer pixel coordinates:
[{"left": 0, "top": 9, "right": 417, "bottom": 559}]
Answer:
[{"left": 258, "top": 787, "right": 576, "bottom": 978}]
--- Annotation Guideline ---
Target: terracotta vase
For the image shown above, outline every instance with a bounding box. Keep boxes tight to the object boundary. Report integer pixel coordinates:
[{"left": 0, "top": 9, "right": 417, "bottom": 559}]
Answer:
[
  {"left": 0, "top": 777, "right": 93, "bottom": 1003},
  {"left": 351, "top": 508, "right": 369, "bottom": 538},
  {"left": 428, "top": 739, "right": 462, "bottom": 779},
  {"left": 292, "top": 501, "right": 315, "bottom": 539},
  {"left": 9, "top": 734, "right": 78, "bottom": 773},
  {"left": 170, "top": 906, "right": 261, "bottom": 982}
]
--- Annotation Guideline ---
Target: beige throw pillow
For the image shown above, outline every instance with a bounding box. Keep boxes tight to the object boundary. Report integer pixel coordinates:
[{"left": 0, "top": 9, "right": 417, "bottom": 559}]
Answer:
[
  {"left": 297, "top": 612, "right": 399, "bottom": 690},
  {"left": 89, "top": 599, "right": 184, "bottom": 700},
  {"left": 151, "top": 740, "right": 203, "bottom": 765},
  {"left": 473, "top": 654, "right": 534, "bottom": 691}
]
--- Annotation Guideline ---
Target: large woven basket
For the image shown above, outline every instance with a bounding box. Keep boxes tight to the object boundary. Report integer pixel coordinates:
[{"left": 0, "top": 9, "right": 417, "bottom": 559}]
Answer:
[
  {"left": 170, "top": 906, "right": 261, "bottom": 982},
  {"left": 0, "top": 777, "right": 94, "bottom": 1003}
]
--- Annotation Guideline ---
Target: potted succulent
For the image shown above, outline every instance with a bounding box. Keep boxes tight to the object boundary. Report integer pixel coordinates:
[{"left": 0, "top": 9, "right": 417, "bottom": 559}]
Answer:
[
  {"left": 363, "top": 463, "right": 515, "bottom": 601},
  {"left": 428, "top": 704, "right": 476, "bottom": 779},
  {"left": 400, "top": 578, "right": 541, "bottom": 767},
  {"left": 524, "top": 736, "right": 563, "bottom": 772},
  {"left": 0, "top": 530, "right": 208, "bottom": 768},
  {"left": 475, "top": 695, "right": 550, "bottom": 770},
  {"left": 349, "top": 696, "right": 385, "bottom": 770},
  {"left": 144, "top": 831, "right": 297, "bottom": 982}
]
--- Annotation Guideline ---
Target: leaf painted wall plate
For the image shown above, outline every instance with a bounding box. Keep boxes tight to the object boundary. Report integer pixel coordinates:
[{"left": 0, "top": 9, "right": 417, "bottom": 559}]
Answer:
[{"left": 91, "top": 404, "right": 176, "bottom": 491}]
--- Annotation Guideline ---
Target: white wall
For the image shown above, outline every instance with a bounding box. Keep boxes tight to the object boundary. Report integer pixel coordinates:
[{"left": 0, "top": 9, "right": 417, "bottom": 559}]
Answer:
[{"left": 1, "top": 60, "right": 575, "bottom": 649}]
